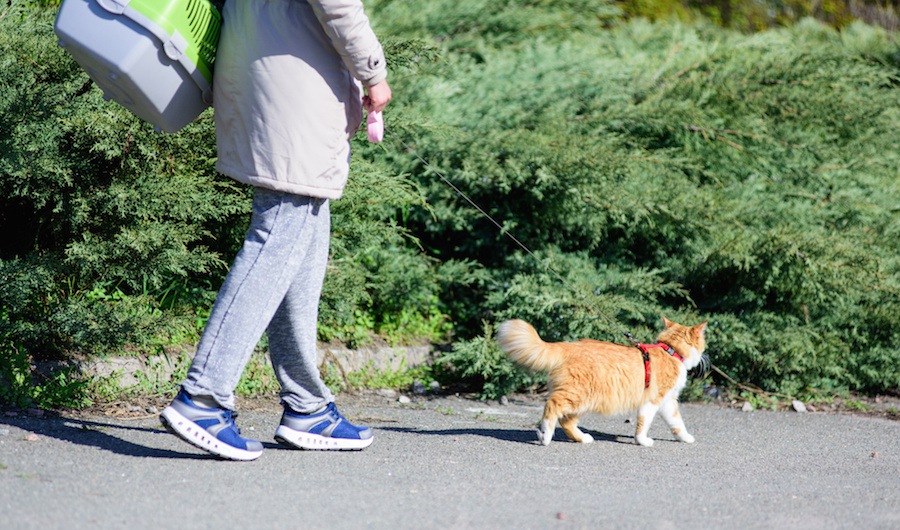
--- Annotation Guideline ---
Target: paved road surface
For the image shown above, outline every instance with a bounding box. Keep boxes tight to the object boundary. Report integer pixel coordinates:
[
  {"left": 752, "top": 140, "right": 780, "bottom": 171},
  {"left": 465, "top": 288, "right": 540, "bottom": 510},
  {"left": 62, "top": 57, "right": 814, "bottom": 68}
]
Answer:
[{"left": 1, "top": 393, "right": 898, "bottom": 529}]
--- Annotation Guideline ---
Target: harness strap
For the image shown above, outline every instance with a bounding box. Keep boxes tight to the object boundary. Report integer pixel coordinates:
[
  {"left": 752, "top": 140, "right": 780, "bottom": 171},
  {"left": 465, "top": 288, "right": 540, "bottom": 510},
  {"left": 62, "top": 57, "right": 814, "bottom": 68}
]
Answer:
[{"left": 637, "top": 342, "right": 684, "bottom": 388}]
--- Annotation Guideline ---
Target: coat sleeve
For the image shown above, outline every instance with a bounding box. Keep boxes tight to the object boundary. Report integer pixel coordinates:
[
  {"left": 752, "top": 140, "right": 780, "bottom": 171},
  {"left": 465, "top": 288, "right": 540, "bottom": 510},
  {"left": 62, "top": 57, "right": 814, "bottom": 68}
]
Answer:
[{"left": 307, "top": 0, "right": 388, "bottom": 87}]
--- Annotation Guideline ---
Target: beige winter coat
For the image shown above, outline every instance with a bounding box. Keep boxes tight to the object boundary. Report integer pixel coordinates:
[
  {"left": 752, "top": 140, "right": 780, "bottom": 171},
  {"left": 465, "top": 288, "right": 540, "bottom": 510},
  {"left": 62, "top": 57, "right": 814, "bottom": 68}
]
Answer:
[{"left": 213, "top": 0, "right": 388, "bottom": 199}]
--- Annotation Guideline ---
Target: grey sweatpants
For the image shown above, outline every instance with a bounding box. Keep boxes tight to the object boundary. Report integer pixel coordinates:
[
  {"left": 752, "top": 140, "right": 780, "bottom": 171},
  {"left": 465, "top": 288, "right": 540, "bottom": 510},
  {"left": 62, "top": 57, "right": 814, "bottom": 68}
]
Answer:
[{"left": 183, "top": 187, "right": 335, "bottom": 413}]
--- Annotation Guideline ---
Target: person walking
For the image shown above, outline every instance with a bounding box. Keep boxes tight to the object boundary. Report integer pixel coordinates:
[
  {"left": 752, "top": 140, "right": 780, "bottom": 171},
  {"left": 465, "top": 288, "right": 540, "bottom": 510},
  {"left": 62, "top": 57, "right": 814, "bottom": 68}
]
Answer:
[{"left": 159, "top": 0, "right": 391, "bottom": 461}]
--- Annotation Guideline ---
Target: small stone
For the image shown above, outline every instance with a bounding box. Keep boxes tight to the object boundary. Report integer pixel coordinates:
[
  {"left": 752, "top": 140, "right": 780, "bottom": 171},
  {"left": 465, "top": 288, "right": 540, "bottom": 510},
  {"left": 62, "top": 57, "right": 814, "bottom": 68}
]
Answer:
[
  {"left": 556, "top": 512, "right": 566, "bottom": 520},
  {"left": 146, "top": 406, "right": 159, "bottom": 414},
  {"left": 428, "top": 381, "right": 441, "bottom": 392},
  {"left": 25, "top": 433, "right": 40, "bottom": 443},
  {"left": 624, "top": 418, "right": 632, "bottom": 424},
  {"left": 791, "top": 400, "right": 808, "bottom": 413},
  {"left": 412, "top": 380, "right": 427, "bottom": 395},
  {"left": 871, "top": 452, "right": 879, "bottom": 458},
  {"left": 741, "top": 402, "right": 754, "bottom": 412},
  {"left": 806, "top": 404, "right": 817, "bottom": 413},
  {"left": 499, "top": 396, "right": 509, "bottom": 406},
  {"left": 398, "top": 395, "right": 411, "bottom": 404},
  {"left": 376, "top": 389, "right": 398, "bottom": 399}
]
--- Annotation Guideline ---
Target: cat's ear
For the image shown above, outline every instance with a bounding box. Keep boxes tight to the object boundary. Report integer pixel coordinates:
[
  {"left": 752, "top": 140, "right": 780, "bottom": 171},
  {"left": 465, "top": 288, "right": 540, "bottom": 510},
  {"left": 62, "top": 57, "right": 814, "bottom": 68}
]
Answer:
[
  {"left": 662, "top": 315, "right": 675, "bottom": 328},
  {"left": 693, "top": 322, "right": 708, "bottom": 338}
]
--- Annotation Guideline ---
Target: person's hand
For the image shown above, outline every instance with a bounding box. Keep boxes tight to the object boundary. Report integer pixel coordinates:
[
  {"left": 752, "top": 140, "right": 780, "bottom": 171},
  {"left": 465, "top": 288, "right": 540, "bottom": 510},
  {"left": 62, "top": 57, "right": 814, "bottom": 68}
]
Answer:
[{"left": 363, "top": 80, "right": 392, "bottom": 113}]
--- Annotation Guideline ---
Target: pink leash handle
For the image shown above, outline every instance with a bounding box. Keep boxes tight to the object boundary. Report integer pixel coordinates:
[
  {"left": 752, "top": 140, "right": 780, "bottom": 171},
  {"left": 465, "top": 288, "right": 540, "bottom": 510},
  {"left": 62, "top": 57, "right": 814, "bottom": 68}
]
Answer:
[{"left": 367, "top": 110, "right": 384, "bottom": 143}]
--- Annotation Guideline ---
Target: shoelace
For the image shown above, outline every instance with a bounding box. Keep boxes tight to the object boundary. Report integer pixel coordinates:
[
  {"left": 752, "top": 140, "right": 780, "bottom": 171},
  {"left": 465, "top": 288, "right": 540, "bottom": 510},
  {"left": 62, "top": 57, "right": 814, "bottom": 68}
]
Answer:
[
  {"left": 327, "top": 403, "right": 347, "bottom": 424},
  {"left": 221, "top": 409, "right": 243, "bottom": 435}
]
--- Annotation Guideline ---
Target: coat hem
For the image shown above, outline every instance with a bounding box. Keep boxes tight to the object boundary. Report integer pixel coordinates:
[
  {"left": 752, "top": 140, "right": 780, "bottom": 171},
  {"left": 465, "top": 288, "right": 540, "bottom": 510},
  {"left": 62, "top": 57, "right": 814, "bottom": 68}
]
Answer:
[{"left": 218, "top": 167, "right": 345, "bottom": 200}]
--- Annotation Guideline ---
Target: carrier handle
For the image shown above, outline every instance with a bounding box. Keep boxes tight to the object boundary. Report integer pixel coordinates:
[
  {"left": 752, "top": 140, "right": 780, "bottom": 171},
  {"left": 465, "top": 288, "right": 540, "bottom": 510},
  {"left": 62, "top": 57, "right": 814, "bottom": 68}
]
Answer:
[
  {"left": 163, "top": 31, "right": 188, "bottom": 61},
  {"left": 96, "top": 0, "right": 129, "bottom": 15}
]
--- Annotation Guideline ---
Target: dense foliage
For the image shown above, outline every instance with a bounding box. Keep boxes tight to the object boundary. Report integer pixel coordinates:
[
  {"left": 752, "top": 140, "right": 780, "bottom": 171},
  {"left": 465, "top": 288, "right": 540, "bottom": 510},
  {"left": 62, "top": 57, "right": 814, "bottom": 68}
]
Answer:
[
  {"left": 1, "top": 0, "right": 897, "bottom": 406},
  {"left": 366, "top": 0, "right": 900, "bottom": 397},
  {"left": 621, "top": 0, "right": 898, "bottom": 31}
]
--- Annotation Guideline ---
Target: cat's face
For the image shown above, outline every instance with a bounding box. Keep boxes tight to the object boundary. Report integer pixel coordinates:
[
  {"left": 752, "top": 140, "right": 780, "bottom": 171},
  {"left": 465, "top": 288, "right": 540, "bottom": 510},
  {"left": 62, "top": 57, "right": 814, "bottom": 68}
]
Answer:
[{"left": 660, "top": 316, "right": 708, "bottom": 371}]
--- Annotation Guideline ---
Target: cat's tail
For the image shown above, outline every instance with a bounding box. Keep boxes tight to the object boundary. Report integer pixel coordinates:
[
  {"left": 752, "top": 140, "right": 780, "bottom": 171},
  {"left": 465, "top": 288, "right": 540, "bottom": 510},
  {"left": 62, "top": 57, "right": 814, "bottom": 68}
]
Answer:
[{"left": 497, "top": 319, "right": 565, "bottom": 373}]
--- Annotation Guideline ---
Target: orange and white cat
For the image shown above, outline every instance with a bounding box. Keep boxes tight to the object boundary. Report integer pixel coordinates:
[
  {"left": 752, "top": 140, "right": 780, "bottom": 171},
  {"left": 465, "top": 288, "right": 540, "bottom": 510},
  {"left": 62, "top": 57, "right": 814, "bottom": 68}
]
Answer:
[{"left": 497, "top": 317, "right": 708, "bottom": 447}]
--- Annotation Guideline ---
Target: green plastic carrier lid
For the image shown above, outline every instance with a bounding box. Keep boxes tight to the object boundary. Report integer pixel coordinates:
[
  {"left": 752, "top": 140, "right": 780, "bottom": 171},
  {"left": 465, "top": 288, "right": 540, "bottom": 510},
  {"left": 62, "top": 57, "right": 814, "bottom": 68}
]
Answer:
[{"left": 96, "top": 0, "right": 221, "bottom": 84}]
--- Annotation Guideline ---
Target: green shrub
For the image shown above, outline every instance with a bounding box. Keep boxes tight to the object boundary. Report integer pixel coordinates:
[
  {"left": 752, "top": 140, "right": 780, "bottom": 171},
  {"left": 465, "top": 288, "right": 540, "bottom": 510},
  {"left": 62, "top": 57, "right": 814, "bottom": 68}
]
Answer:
[
  {"left": 621, "top": 1, "right": 895, "bottom": 31},
  {"left": 2, "top": 2, "right": 897, "bottom": 406},
  {"left": 438, "top": 322, "right": 547, "bottom": 399},
  {"left": 383, "top": 12, "right": 899, "bottom": 396}
]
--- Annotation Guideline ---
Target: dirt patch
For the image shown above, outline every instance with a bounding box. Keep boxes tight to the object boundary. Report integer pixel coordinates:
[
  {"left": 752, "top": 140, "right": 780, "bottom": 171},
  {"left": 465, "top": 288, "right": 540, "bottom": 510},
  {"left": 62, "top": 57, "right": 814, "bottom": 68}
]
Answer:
[{"left": 713, "top": 391, "right": 900, "bottom": 421}]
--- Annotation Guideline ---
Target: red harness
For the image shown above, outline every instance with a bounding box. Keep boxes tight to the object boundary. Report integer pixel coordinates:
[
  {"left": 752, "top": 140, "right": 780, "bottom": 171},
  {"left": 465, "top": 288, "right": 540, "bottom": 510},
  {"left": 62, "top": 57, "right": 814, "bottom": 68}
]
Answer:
[{"left": 637, "top": 343, "right": 684, "bottom": 388}]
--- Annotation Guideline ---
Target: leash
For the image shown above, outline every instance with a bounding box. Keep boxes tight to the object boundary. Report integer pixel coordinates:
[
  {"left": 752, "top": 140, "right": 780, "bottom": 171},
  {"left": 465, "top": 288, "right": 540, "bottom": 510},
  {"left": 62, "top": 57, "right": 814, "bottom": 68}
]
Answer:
[
  {"left": 380, "top": 125, "right": 646, "bottom": 349},
  {"left": 371, "top": 116, "right": 728, "bottom": 395}
]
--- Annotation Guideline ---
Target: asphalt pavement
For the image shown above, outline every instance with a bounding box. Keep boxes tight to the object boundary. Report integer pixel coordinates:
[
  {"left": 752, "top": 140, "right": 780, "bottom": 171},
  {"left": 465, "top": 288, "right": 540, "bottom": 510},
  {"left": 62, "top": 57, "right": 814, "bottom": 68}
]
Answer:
[{"left": 1, "top": 392, "right": 898, "bottom": 529}]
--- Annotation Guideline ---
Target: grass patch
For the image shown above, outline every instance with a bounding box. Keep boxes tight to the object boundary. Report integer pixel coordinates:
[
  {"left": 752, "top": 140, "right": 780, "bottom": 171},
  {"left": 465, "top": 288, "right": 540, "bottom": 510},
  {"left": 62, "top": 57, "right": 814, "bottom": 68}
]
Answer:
[{"left": 323, "top": 358, "right": 434, "bottom": 394}]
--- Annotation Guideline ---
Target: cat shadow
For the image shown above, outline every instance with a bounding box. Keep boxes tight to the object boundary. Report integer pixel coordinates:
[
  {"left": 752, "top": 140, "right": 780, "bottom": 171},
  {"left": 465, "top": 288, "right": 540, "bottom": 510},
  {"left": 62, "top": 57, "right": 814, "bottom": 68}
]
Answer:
[
  {"left": 380, "top": 425, "right": 633, "bottom": 446},
  {"left": 0, "top": 413, "right": 211, "bottom": 460},
  {"left": 580, "top": 428, "right": 635, "bottom": 446}
]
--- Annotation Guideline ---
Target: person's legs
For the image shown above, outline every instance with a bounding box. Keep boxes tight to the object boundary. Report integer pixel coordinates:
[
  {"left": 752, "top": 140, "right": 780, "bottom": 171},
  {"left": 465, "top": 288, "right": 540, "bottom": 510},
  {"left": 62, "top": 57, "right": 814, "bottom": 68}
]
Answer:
[
  {"left": 267, "top": 200, "right": 374, "bottom": 450},
  {"left": 182, "top": 188, "right": 328, "bottom": 410},
  {"left": 266, "top": 198, "right": 335, "bottom": 413},
  {"left": 162, "top": 187, "right": 330, "bottom": 459}
]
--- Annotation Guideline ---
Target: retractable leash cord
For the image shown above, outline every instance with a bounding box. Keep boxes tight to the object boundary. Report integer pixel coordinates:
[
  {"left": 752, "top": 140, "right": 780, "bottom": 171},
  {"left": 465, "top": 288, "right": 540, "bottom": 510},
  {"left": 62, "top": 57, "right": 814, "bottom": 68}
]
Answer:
[
  {"left": 370, "top": 113, "right": 726, "bottom": 391},
  {"left": 366, "top": 110, "right": 644, "bottom": 349}
]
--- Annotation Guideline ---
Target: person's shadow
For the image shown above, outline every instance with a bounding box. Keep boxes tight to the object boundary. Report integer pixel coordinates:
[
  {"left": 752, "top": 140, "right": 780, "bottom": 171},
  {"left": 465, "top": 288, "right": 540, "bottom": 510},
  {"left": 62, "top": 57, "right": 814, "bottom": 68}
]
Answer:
[
  {"left": 0, "top": 411, "right": 280, "bottom": 460},
  {"left": 0, "top": 411, "right": 636, "bottom": 458}
]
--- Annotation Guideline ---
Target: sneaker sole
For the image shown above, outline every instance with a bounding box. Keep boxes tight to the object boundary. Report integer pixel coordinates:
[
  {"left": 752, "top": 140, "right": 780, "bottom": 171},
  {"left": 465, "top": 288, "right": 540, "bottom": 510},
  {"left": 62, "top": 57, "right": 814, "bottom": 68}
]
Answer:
[
  {"left": 274, "top": 424, "right": 374, "bottom": 451},
  {"left": 160, "top": 407, "right": 263, "bottom": 461}
]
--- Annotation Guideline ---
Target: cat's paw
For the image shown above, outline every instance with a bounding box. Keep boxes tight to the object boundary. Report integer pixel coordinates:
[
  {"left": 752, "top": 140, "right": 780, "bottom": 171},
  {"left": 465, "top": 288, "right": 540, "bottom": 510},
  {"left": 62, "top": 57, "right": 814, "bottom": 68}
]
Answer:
[
  {"left": 678, "top": 432, "right": 695, "bottom": 444},
  {"left": 636, "top": 435, "right": 654, "bottom": 447},
  {"left": 577, "top": 432, "right": 594, "bottom": 444},
  {"left": 537, "top": 422, "right": 553, "bottom": 446}
]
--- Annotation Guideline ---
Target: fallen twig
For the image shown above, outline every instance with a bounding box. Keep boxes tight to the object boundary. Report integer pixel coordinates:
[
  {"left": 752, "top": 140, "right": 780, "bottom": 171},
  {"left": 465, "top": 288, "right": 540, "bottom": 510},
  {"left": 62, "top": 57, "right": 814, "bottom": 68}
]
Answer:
[{"left": 711, "top": 363, "right": 794, "bottom": 401}]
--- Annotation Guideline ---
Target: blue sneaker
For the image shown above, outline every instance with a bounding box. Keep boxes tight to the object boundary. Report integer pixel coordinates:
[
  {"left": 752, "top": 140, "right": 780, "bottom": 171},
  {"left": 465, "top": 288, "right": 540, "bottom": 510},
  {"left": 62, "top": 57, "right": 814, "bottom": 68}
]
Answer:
[
  {"left": 160, "top": 389, "right": 263, "bottom": 461},
  {"left": 274, "top": 402, "right": 374, "bottom": 450}
]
